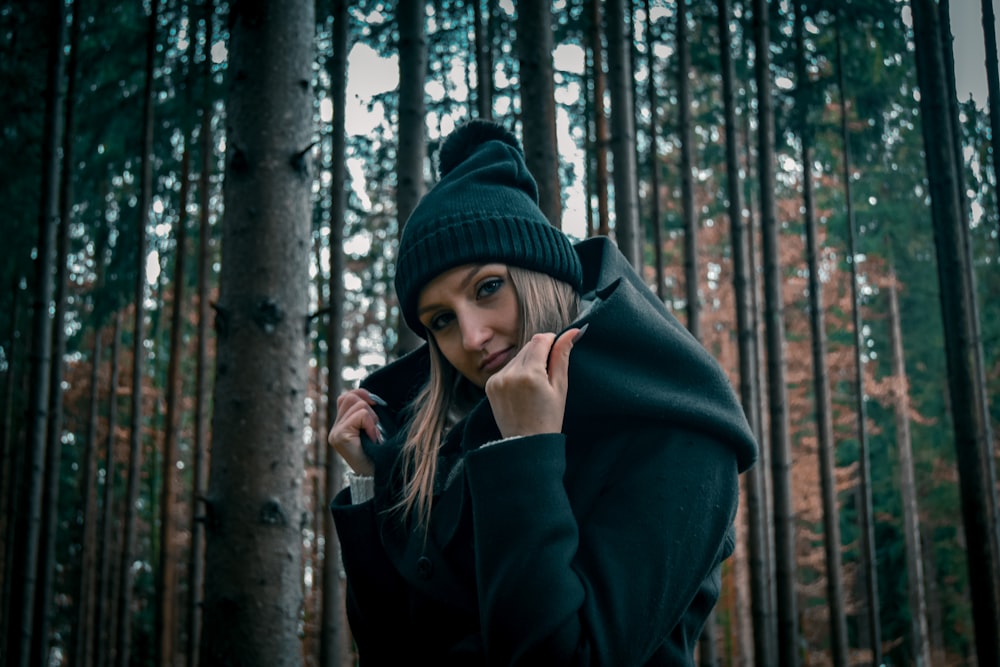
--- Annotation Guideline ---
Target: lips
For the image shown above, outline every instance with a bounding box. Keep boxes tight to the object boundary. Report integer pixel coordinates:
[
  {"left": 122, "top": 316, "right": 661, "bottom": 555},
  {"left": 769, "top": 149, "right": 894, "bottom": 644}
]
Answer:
[{"left": 480, "top": 346, "right": 515, "bottom": 373}]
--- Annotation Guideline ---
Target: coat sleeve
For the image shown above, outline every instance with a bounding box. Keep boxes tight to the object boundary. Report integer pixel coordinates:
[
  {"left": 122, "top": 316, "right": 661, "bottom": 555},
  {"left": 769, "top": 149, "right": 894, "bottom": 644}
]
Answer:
[
  {"left": 463, "top": 423, "right": 739, "bottom": 666},
  {"left": 330, "top": 487, "right": 414, "bottom": 663}
]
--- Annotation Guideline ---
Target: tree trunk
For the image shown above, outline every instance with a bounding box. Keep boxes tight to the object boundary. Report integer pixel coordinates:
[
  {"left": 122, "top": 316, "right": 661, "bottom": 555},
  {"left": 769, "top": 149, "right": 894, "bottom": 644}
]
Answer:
[
  {"left": 0, "top": 280, "right": 24, "bottom": 659},
  {"left": 981, "top": 0, "right": 1000, "bottom": 254},
  {"left": 517, "top": 2, "right": 561, "bottom": 227},
  {"left": 319, "top": 1, "right": 350, "bottom": 665},
  {"left": 752, "top": 1, "right": 798, "bottom": 665},
  {"left": 799, "top": 8, "right": 849, "bottom": 666},
  {"left": 645, "top": 0, "right": 663, "bottom": 301},
  {"left": 395, "top": 0, "right": 427, "bottom": 356},
  {"left": 604, "top": 0, "right": 640, "bottom": 266},
  {"left": 9, "top": 1, "right": 65, "bottom": 664},
  {"left": 34, "top": 1, "right": 81, "bottom": 659},
  {"left": 95, "top": 309, "right": 122, "bottom": 667},
  {"left": 116, "top": 4, "right": 158, "bottom": 666},
  {"left": 186, "top": 7, "right": 214, "bottom": 667},
  {"left": 716, "top": 0, "right": 771, "bottom": 663},
  {"left": 923, "top": 533, "right": 947, "bottom": 665},
  {"left": 834, "top": 14, "right": 883, "bottom": 664},
  {"left": 74, "top": 324, "right": 103, "bottom": 667},
  {"left": 741, "top": 28, "right": 778, "bottom": 661},
  {"left": 940, "top": 4, "right": 1000, "bottom": 616},
  {"left": 157, "top": 101, "right": 192, "bottom": 667},
  {"left": 0, "top": 282, "right": 20, "bottom": 519},
  {"left": 677, "top": 0, "right": 700, "bottom": 340},
  {"left": 588, "top": 0, "right": 610, "bottom": 238},
  {"left": 473, "top": 0, "right": 493, "bottom": 119},
  {"left": 74, "top": 173, "right": 109, "bottom": 667},
  {"left": 884, "top": 240, "right": 932, "bottom": 667},
  {"left": 910, "top": 0, "right": 1000, "bottom": 663},
  {"left": 199, "top": 1, "right": 314, "bottom": 664}
]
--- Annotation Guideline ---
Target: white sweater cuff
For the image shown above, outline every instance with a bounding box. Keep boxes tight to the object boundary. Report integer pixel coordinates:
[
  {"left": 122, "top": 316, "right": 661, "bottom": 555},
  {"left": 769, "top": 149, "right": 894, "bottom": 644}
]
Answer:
[{"left": 346, "top": 471, "right": 374, "bottom": 504}]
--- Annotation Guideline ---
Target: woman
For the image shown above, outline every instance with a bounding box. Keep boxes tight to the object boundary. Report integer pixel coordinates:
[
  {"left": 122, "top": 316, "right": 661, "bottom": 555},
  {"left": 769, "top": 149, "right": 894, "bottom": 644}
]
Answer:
[{"left": 329, "top": 120, "right": 758, "bottom": 665}]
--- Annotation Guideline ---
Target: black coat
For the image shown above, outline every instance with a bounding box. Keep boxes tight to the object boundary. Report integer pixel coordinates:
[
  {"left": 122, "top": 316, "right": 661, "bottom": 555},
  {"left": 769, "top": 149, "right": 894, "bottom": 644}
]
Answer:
[{"left": 331, "top": 237, "right": 759, "bottom": 666}]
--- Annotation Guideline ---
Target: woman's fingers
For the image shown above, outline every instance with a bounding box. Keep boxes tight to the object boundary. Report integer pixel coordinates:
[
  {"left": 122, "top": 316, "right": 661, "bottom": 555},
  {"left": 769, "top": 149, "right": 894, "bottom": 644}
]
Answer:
[
  {"left": 486, "top": 328, "right": 583, "bottom": 438},
  {"left": 328, "top": 389, "right": 382, "bottom": 475},
  {"left": 546, "top": 326, "right": 583, "bottom": 388}
]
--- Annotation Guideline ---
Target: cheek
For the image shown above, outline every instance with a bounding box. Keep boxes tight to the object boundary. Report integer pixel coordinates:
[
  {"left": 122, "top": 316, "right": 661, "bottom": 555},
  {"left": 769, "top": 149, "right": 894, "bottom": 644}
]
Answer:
[
  {"left": 504, "top": 297, "right": 522, "bottom": 334},
  {"left": 433, "top": 334, "right": 464, "bottom": 367}
]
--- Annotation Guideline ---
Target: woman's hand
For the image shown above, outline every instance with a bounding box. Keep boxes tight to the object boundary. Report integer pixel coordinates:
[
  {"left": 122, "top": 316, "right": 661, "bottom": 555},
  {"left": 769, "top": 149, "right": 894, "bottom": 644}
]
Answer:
[
  {"left": 485, "top": 327, "right": 582, "bottom": 439},
  {"left": 328, "top": 389, "right": 382, "bottom": 475}
]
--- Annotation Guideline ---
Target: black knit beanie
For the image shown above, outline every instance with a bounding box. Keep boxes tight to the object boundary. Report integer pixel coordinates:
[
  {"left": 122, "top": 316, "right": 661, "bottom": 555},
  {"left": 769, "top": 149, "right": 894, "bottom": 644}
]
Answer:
[{"left": 395, "top": 120, "right": 584, "bottom": 336}]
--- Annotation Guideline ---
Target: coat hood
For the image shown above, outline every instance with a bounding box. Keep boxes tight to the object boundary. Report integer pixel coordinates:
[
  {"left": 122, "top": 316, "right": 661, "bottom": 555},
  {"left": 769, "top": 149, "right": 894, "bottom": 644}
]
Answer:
[
  {"left": 361, "top": 236, "right": 758, "bottom": 473},
  {"left": 563, "top": 237, "right": 757, "bottom": 472}
]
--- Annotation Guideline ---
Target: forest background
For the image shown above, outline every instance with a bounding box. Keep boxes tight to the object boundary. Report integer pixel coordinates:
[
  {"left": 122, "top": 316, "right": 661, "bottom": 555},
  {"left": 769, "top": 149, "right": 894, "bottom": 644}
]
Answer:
[{"left": 1, "top": 1, "right": 999, "bottom": 667}]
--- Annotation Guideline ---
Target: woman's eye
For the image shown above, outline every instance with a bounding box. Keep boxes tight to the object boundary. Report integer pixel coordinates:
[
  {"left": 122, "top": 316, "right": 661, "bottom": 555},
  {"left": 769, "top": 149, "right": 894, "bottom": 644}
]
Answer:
[
  {"left": 476, "top": 277, "right": 503, "bottom": 299},
  {"left": 428, "top": 312, "right": 454, "bottom": 331}
]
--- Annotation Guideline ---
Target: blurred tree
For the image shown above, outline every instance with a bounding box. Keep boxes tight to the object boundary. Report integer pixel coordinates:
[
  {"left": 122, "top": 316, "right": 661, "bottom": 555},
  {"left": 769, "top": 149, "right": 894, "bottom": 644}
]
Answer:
[
  {"left": 797, "top": 5, "right": 849, "bottom": 665},
  {"left": 7, "top": 2, "right": 65, "bottom": 664},
  {"left": 395, "top": 0, "right": 428, "bottom": 355},
  {"left": 752, "top": 1, "right": 798, "bottom": 665},
  {"left": 604, "top": 0, "right": 640, "bottom": 265},
  {"left": 116, "top": 3, "right": 159, "bottom": 666},
  {"left": 911, "top": 0, "right": 1000, "bottom": 664},
  {"left": 517, "top": 2, "right": 562, "bottom": 227},
  {"left": 883, "top": 238, "right": 932, "bottom": 667},
  {"left": 319, "top": 1, "right": 351, "bottom": 665}
]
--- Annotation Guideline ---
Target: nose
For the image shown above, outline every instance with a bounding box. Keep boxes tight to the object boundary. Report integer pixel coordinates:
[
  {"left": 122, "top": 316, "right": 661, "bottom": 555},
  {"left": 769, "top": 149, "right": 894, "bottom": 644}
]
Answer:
[{"left": 459, "top": 314, "right": 491, "bottom": 351}]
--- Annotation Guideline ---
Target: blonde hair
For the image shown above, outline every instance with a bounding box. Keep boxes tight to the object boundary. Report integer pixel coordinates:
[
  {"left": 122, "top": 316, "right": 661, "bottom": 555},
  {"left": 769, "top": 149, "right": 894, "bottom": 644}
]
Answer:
[{"left": 397, "top": 266, "right": 580, "bottom": 529}]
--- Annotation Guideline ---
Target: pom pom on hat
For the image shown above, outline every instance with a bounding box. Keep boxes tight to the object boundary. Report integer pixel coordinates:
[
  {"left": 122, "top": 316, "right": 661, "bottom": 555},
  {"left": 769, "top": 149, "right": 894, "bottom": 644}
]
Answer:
[
  {"left": 395, "top": 120, "right": 583, "bottom": 337},
  {"left": 437, "top": 119, "right": 521, "bottom": 179}
]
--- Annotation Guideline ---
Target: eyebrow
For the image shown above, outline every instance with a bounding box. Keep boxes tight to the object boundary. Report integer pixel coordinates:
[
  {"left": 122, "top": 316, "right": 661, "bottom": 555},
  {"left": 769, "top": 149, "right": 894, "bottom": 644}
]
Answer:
[{"left": 417, "top": 264, "right": 486, "bottom": 316}]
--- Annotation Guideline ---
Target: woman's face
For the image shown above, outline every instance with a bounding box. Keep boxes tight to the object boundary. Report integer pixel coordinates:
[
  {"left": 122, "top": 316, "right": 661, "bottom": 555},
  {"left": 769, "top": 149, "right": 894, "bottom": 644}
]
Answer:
[{"left": 417, "top": 263, "right": 521, "bottom": 388}]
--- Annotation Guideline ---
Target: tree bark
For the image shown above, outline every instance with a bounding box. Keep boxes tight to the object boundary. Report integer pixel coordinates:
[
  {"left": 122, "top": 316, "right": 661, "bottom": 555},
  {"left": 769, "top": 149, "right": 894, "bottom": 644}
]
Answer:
[
  {"left": 604, "top": 0, "right": 640, "bottom": 266},
  {"left": 473, "top": 0, "right": 493, "bottom": 120},
  {"left": 200, "top": 1, "right": 314, "bottom": 664},
  {"left": 517, "top": 2, "right": 562, "bottom": 227},
  {"left": 884, "top": 240, "right": 932, "bottom": 667},
  {"left": 34, "top": 1, "right": 81, "bottom": 659},
  {"left": 645, "top": 0, "right": 663, "bottom": 301},
  {"left": 939, "top": 4, "right": 1000, "bottom": 616},
  {"left": 9, "top": 1, "right": 65, "bottom": 664},
  {"left": 186, "top": 5, "right": 214, "bottom": 667},
  {"left": 981, "top": 0, "right": 1000, "bottom": 255},
  {"left": 834, "top": 14, "right": 883, "bottom": 664},
  {"left": 910, "top": 0, "right": 1000, "bottom": 663},
  {"left": 319, "top": 1, "right": 350, "bottom": 665},
  {"left": 395, "top": 0, "right": 427, "bottom": 356},
  {"left": 0, "top": 280, "right": 24, "bottom": 661},
  {"left": 923, "top": 533, "right": 947, "bottom": 664},
  {"left": 800, "top": 8, "right": 849, "bottom": 666},
  {"left": 95, "top": 309, "right": 122, "bottom": 667},
  {"left": 677, "top": 0, "right": 700, "bottom": 340},
  {"left": 116, "top": 3, "right": 159, "bottom": 666},
  {"left": 74, "top": 324, "right": 103, "bottom": 667},
  {"left": 717, "top": 1, "right": 771, "bottom": 663},
  {"left": 157, "top": 95, "right": 192, "bottom": 667},
  {"left": 588, "top": 0, "right": 610, "bottom": 238},
  {"left": 752, "top": 1, "right": 798, "bottom": 665}
]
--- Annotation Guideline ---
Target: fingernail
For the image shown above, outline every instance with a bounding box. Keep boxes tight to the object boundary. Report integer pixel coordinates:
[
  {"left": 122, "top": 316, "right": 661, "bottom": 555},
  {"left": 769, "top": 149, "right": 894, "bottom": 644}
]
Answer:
[
  {"left": 368, "top": 391, "right": 388, "bottom": 406},
  {"left": 572, "top": 323, "right": 589, "bottom": 343}
]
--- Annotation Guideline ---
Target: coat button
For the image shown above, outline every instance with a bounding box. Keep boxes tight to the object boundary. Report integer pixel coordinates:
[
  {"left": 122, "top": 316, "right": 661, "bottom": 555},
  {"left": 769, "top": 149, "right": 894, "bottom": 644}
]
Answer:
[{"left": 416, "top": 556, "right": 433, "bottom": 580}]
